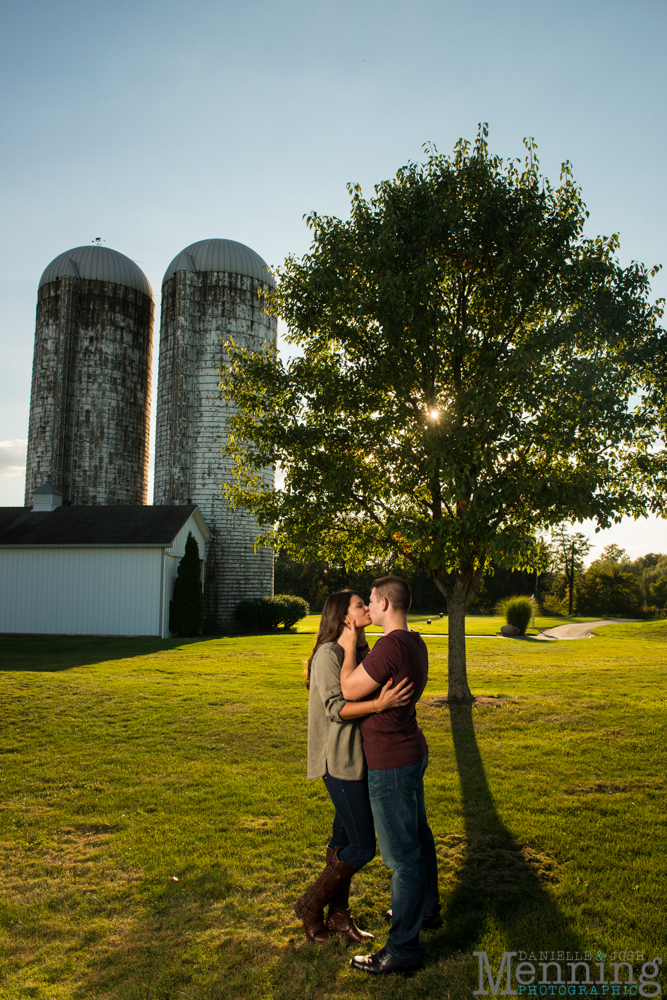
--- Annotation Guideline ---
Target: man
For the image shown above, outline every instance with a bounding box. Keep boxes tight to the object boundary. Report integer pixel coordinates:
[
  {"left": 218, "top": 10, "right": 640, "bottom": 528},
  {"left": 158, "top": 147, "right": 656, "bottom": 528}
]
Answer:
[{"left": 339, "top": 575, "right": 440, "bottom": 977}]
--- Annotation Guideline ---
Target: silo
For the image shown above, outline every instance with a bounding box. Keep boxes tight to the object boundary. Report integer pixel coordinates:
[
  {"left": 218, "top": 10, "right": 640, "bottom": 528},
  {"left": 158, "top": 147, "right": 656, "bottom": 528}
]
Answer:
[
  {"left": 25, "top": 245, "right": 154, "bottom": 506},
  {"left": 154, "top": 238, "right": 276, "bottom": 630}
]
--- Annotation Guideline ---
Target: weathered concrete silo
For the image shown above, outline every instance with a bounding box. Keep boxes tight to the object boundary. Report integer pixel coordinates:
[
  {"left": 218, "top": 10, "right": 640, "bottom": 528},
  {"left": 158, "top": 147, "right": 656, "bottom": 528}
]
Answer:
[
  {"left": 25, "top": 245, "right": 154, "bottom": 506},
  {"left": 154, "top": 238, "right": 276, "bottom": 630}
]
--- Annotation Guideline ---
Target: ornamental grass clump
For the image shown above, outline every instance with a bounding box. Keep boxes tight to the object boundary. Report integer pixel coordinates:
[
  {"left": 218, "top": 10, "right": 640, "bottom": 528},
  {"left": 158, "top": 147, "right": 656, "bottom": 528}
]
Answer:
[{"left": 496, "top": 595, "right": 538, "bottom": 635}]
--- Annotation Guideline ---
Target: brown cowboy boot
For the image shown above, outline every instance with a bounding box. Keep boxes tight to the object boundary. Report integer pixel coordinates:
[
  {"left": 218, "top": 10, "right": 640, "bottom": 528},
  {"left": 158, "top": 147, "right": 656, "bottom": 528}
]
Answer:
[
  {"left": 295, "top": 848, "right": 358, "bottom": 944},
  {"left": 325, "top": 846, "right": 374, "bottom": 944}
]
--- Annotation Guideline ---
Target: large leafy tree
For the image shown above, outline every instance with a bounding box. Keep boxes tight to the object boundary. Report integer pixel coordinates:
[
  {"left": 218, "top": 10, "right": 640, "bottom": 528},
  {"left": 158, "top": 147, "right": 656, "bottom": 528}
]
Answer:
[{"left": 220, "top": 128, "right": 665, "bottom": 702}]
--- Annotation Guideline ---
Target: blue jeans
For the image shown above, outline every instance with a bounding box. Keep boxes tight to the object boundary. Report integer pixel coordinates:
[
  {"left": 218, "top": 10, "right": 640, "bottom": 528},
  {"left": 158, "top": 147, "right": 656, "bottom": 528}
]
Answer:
[
  {"left": 323, "top": 768, "right": 376, "bottom": 870},
  {"left": 368, "top": 755, "right": 440, "bottom": 960}
]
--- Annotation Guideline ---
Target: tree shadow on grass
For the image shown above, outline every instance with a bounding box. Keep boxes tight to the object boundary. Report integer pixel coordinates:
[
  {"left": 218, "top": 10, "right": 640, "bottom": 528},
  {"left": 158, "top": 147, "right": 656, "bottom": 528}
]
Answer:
[
  {"left": 424, "top": 704, "right": 583, "bottom": 966},
  {"left": 0, "top": 634, "right": 219, "bottom": 672}
]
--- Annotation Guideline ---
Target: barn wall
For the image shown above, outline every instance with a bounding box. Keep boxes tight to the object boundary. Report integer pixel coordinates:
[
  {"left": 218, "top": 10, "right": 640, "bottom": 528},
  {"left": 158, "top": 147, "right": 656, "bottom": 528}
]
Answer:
[
  {"left": 0, "top": 547, "right": 162, "bottom": 635},
  {"left": 167, "top": 515, "right": 208, "bottom": 560}
]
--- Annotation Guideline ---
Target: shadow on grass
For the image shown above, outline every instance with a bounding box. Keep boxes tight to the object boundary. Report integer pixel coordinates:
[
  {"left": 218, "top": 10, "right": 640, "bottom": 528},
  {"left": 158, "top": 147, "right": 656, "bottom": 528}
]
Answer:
[
  {"left": 70, "top": 862, "right": 260, "bottom": 1000},
  {"left": 0, "top": 634, "right": 217, "bottom": 672},
  {"left": 47, "top": 707, "right": 583, "bottom": 998},
  {"left": 0, "top": 628, "right": 315, "bottom": 673},
  {"left": 424, "top": 705, "right": 582, "bottom": 963}
]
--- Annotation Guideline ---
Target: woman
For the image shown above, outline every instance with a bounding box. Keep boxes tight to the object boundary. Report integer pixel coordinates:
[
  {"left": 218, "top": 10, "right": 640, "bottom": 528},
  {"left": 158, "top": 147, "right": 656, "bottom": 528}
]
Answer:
[{"left": 294, "top": 590, "right": 413, "bottom": 944}]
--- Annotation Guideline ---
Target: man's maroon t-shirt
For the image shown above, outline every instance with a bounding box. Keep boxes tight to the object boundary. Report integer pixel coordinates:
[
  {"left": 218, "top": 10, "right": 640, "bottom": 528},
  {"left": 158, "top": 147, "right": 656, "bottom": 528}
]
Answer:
[{"left": 359, "top": 630, "right": 429, "bottom": 770}]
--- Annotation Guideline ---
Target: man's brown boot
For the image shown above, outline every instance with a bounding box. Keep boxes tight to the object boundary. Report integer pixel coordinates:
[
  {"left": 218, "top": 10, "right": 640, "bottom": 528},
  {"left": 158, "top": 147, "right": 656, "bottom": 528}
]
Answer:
[
  {"left": 325, "top": 847, "right": 374, "bottom": 944},
  {"left": 295, "top": 848, "right": 358, "bottom": 944}
]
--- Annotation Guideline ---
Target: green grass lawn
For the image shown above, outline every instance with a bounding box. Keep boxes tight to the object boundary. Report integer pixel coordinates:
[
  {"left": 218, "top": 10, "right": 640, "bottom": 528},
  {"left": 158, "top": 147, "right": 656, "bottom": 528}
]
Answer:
[
  {"left": 295, "top": 613, "right": 604, "bottom": 636},
  {"left": 1, "top": 621, "right": 666, "bottom": 999}
]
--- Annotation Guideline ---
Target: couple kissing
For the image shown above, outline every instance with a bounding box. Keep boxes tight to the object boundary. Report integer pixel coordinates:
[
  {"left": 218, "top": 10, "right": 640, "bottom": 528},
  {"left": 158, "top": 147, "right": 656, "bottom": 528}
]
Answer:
[{"left": 295, "top": 575, "right": 440, "bottom": 977}]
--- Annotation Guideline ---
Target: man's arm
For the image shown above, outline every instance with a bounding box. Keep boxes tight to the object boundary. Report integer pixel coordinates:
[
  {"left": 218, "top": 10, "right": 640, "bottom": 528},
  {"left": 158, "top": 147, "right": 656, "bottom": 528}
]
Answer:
[{"left": 338, "top": 621, "right": 381, "bottom": 700}]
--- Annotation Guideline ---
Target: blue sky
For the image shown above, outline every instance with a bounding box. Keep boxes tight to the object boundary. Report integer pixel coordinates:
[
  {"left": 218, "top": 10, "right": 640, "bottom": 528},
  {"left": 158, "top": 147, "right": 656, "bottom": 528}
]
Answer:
[{"left": 1, "top": 0, "right": 665, "bottom": 560}]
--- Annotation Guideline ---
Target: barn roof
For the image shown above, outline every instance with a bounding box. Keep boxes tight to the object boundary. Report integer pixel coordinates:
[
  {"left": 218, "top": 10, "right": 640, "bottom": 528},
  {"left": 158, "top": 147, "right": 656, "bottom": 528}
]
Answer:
[{"left": 0, "top": 505, "right": 211, "bottom": 547}]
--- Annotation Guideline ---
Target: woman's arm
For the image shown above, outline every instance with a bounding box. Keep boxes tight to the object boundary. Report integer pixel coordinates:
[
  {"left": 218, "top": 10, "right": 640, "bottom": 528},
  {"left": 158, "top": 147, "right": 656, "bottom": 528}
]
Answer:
[{"left": 339, "top": 676, "right": 413, "bottom": 719}]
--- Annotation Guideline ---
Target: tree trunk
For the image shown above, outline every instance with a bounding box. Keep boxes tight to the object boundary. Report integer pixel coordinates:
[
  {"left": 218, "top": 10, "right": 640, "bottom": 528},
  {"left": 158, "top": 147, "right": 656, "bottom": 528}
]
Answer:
[
  {"left": 567, "top": 545, "right": 575, "bottom": 616},
  {"left": 433, "top": 572, "right": 480, "bottom": 704},
  {"left": 446, "top": 588, "right": 474, "bottom": 703}
]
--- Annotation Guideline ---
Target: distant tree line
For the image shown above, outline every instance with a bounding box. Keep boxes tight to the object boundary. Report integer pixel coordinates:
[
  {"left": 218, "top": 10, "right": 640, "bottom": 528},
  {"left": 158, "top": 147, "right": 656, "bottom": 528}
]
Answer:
[
  {"left": 275, "top": 540, "right": 667, "bottom": 620},
  {"left": 546, "top": 544, "right": 667, "bottom": 619},
  {"left": 275, "top": 551, "right": 544, "bottom": 615}
]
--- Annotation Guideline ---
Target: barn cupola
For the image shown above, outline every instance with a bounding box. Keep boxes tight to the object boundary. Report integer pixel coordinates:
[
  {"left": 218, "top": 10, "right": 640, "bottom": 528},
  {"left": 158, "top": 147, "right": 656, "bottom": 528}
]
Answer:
[{"left": 31, "top": 482, "right": 63, "bottom": 512}]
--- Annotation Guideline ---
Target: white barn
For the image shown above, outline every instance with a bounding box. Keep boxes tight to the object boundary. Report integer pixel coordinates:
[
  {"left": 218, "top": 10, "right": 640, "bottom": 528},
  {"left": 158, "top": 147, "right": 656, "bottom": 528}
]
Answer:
[{"left": 0, "top": 488, "right": 211, "bottom": 638}]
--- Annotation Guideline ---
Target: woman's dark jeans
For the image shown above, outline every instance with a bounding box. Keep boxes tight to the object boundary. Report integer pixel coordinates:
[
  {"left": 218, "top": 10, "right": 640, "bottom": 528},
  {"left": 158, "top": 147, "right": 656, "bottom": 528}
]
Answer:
[{"left": 323, "top": 768, "right": 376, "bottom": 870}]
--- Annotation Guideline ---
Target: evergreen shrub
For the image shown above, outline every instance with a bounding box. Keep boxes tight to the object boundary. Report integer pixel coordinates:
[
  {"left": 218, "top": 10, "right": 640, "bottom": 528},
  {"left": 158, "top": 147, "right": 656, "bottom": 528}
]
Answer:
[
  {"left": 169, "top": 533, "right": 204, "bottom": 637},
  {"left": 235, "top": 594, "right": 309, "bottom": 631},
  {"left": 495, "top": 595, "right": 537, "bottom": 634}
]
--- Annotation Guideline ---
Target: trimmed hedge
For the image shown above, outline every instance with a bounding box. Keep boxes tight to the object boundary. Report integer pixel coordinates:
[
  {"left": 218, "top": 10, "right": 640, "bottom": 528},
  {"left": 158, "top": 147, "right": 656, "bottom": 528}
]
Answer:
[{"left": 235, "top": 594, "right": 309, "bottom": 632}]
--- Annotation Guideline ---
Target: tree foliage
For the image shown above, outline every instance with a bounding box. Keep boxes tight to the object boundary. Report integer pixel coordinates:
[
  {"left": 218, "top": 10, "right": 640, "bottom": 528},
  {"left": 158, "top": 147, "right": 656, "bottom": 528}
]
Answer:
[
  {"left": 642, "top": 560, "right": 667, "bottom": 607},
  {"left": 169, "top": 533, "right": 204, "bottom": 637},
  {"left": 626, "top": 552, "right": 667, "bottom": 609},
  {"left": 599, "top": 543, "right": 631, "bottom": 565},
  {"left": 546, "top": 546, "right": 667, "bottom": 617},
  {"left": 219, "top": 127, "right": 665, "bottom": 701},
  {"left": 576, "top": 563, "right": 644, "bottom": 618},
  {"left": 274, "top": 549, "right": 541, "bottom": 614}
]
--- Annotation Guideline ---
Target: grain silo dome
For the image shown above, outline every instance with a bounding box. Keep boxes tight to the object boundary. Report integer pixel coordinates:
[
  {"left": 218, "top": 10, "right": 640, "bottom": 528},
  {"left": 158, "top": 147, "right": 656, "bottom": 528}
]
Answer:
[
  {"left": 39, "top": 246, "right": 152, "bottom": 298},
  {"left": 162, "top": 238, "right": 275, "bottom": 287}
]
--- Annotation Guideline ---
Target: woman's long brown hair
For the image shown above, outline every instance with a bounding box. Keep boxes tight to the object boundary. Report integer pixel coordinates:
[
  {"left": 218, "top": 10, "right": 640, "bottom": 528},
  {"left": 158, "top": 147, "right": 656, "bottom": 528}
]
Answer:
[{"left": 305, "top": 590, "right": 357, "bottom": 689}]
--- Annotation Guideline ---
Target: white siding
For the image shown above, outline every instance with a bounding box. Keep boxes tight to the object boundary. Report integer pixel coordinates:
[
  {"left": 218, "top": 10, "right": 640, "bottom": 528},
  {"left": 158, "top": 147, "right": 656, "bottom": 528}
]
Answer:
[
  {"left": 167, "top": 517, "right": 208, "bottom": 560},
  {"left": 0, "top": 547, "right": 163, "bottom": 636}
]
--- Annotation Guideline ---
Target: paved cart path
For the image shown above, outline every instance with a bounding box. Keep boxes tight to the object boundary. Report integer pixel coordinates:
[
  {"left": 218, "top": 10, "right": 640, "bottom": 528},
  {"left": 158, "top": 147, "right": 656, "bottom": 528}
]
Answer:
[
  {"left": 536, "top": 619, "right": 640, "bottom": 640},
  {"left": 415, "top": 620, "right": 640, "bottom": 640}
]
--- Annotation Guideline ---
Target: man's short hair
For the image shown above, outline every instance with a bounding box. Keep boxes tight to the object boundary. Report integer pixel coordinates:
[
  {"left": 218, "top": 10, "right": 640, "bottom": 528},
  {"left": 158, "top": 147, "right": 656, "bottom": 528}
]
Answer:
[{"left": 371, "top": 575, "right": 412, "bottom": 614}]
